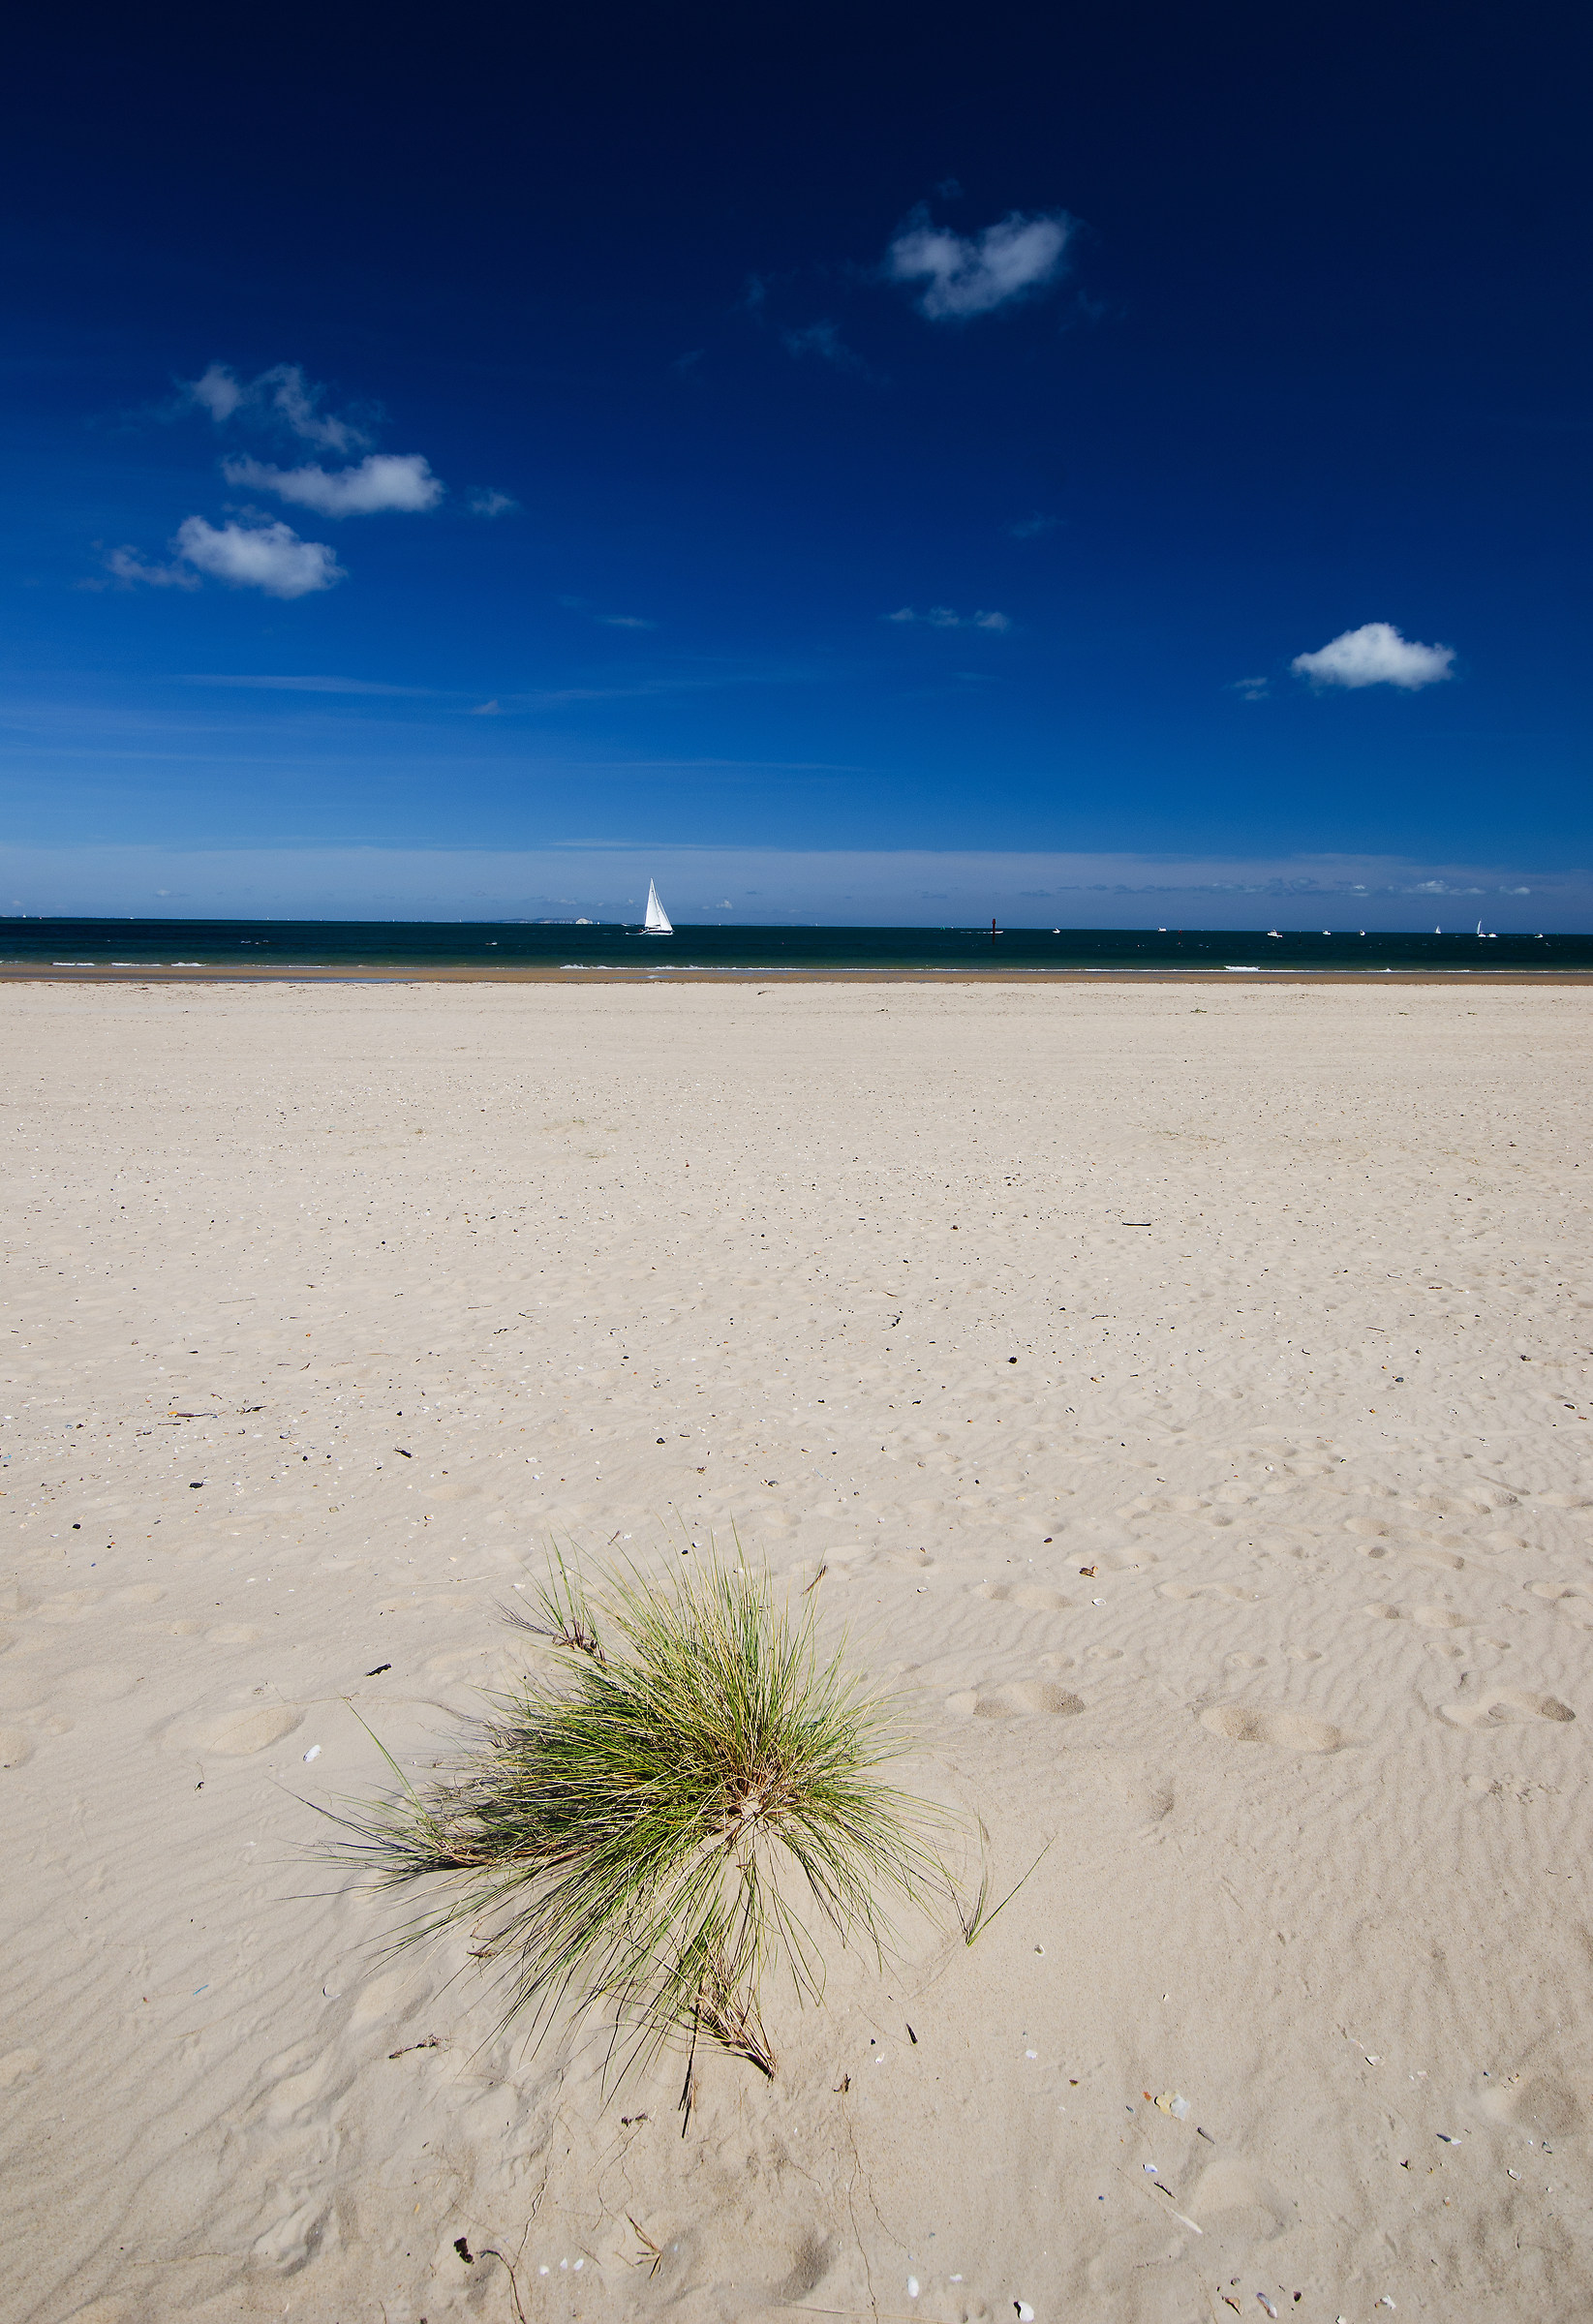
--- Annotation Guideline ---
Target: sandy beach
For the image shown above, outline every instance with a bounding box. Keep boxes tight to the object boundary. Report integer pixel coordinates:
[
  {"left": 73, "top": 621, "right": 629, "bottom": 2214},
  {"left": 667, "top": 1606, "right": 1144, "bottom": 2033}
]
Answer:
[{"left": 4, "top": 977, "right": 1591, "bottom": 2324}]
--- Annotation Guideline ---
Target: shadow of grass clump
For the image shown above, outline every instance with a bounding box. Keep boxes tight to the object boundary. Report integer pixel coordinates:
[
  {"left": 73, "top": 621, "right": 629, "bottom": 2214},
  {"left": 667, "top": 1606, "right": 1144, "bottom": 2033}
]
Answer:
[{"left": 334, "top": 1551, "right": 943, "bottom": 2093}]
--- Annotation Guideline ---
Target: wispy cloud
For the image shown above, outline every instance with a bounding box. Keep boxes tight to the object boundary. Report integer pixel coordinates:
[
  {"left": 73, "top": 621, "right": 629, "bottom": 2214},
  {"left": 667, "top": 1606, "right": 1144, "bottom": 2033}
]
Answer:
[
  {"left": 180, "top": 673, "right": 429, "bottom": 694},
  {"left": 780, "top": 319, "right": 867, "bottom": 372},
  {"left": 183, "top": 361, "right": 370, "bottom": 452},
  {"left": 1229, "top": 676, "right": 1271, "bottom": 701},
  {"left": 105, "top": 545, "right": 199, "bottom": 591},
  {"left": 559, "top": 596, "right": 658, "bottom": 630},
  {"left": 110, "top": 517, "right": 345, "bottom": 598},
  {"left": 468, "top": 488, "right": 518, "bottom": 517},
  {"left": 886, "top": 605, "right": 1011, "bottom": 630},
  {"left": 1291, "top": 622, "right": 1455, "bottom": 690},
  {"left": 884, "top": 206, "right": 1074, "bottom": 321},
  {"left": 222, "top": 452, "right": 443, "bottom": 516},
  {"left": 1007, "top": 512, "right": 1058, "bottom": 538}
]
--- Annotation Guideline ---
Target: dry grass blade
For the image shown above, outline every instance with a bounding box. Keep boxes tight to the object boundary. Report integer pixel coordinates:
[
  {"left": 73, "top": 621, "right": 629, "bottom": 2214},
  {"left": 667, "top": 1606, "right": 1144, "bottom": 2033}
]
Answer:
[
  {"left": 330, "top": 1546, "right": 943, "bottom": 2083},
  {"left": 958, "top": 1834, "right": 1054, "bottom": 1946}
]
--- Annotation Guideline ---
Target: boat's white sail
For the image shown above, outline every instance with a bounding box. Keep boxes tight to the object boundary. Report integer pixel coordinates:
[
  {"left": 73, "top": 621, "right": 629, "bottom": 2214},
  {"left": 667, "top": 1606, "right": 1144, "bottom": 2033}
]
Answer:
[{"left": 644, "top": 880, "right": 673, "bottom": 934}]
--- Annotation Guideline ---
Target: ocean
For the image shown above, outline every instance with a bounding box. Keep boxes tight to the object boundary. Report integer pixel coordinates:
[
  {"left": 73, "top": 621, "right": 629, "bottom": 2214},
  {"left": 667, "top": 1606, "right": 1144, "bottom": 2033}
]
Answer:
[{"left": 3, "top": 917, "right": 1589, "bottom": 976}]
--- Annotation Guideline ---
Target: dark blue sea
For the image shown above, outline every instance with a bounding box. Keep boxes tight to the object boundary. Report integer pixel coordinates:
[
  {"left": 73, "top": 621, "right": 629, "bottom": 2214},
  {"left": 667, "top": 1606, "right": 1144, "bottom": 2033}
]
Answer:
[{"left": 3, "top": 918, "right": 1589, "bottom": 975}]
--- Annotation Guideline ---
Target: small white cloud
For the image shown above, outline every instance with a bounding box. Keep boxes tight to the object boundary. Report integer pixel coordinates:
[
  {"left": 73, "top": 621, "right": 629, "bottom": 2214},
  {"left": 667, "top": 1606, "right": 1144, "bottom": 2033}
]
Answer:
[
  {"left": 1008, "top": 512, "right": 1057, "bottom": 538},
  {"left": 1291, "top": 622, "right": 1455, "bottom": 690},
  {"left": 468, "top": 488, "right": 518, "bottom": 517},
  {"left": 885, "top": 206, "right": 1073, "bottom": 321},
  {"left": 1230, "top": 676, "right": 1270, "bottom": 701},
  {"left": 222, "top": 452, "right": 443, "bottom": 516},
  {"left": 173, "top": 516, "right": 345, "bottom": 597},
  {"left": 187, "top": 362, "right": 245, "bottom": 422},
  {"left": 470, "top": 699, "right": 505, "bottom": 716},
  {"left": 183, "top": 361, "right": 369, "bottom": 451},
  {"left": 597, "top": 614, "right": 657, "bottom": 630},
  {"left": 105, "top": 544, "right": 199, "bottom": 590},
  {"left": 259, "top": 363, "right": 367, "bottom": 452},
  {"left": 885, "top": 604, "right": 1010, "bottom": 630}
]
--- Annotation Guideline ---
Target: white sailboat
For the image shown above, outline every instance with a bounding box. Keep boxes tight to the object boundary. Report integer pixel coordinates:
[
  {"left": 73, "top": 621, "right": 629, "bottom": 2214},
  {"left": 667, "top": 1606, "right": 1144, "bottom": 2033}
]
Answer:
[{"left": 643, "top": 880, "right": 673, "bottom": 935}]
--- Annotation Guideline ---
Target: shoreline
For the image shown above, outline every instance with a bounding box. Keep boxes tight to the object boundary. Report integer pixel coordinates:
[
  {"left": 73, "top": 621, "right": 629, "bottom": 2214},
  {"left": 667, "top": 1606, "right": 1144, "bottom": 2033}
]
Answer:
[{"left": 5, "top": 962, "right": 1593, "bottom": 987}]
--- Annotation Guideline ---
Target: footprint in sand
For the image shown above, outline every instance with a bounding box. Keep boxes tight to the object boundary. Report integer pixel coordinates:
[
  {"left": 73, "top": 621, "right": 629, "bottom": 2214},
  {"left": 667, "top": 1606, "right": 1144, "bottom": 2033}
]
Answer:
[
  {"left": 162, "top": 1701, "right": 304, "bottom": 1755},
  {"left": 0, "top": 1727, "right": 33, "bottom": 1770},
  {"left": 972, "top": 1582, "right": 1074, "bottom": 1611},
  {"left": 1368, "top": 1601, "right": 1478, "bottom": 1629},
  {"left": 57, "top": 1666, "right": 140, "bottom": 1701},
  {"left": 947, "top": 1681, "right": 1087, "bottom": 1719},
  {"left": 1159, "top": 1581, "right": 1256, "bottom": 1603},
  {"left": 1480, "top": 2072, "right": 1582, "bottom": 2136},
  {"left": 1199, "top": 1704, "right": 1352, "bottom": 1752},
  {"left": 1357, "top": 1543, "right": 1465, "bottom": 1571},
  {"left": 1186, "top": 2156, "right": 1295, "bottom": 2241},
  {"left": 1528, "top": 1584, "right": 1593, "bottom": 1630},
  {"left": 1439, "top": 1688, "right": 1575, "bottom": 1730},
  {"left": 1226, "top": 1652, "right": 1268, "bottom": 1669}
]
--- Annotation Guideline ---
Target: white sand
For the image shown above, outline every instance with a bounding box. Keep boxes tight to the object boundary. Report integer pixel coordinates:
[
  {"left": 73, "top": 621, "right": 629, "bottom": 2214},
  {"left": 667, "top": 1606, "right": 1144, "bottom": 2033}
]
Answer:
[{"left": 3, "top": 978, "right": 1590, "bottom": 2324}]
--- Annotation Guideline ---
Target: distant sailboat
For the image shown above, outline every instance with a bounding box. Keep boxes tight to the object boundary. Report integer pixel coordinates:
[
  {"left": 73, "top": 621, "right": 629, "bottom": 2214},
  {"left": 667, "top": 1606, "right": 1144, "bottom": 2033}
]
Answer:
[{"left": 643, "top": 880, "right": 673, "bottom": 935}]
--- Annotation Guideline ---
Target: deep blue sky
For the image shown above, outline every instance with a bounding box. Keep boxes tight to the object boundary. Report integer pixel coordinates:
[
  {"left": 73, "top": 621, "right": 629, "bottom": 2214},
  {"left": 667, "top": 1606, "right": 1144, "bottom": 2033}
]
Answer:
[{"left": 3, "top": 0, "right": 1589, "bottom": 924}]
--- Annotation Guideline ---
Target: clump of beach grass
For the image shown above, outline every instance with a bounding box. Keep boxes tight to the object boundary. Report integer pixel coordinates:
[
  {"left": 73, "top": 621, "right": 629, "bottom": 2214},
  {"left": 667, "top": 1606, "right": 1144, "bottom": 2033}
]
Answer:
[{"left": 334, "top": 1548, "right": 942, "bottom": 2093}]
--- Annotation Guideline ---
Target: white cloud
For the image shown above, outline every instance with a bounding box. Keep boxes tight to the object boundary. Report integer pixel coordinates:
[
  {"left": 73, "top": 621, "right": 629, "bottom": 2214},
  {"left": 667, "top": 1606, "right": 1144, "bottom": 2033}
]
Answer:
[
  {"left": 1291, "top": 622, "right": 1455, "bottom": 690},
  {"left": 1230, "top": 676, "right": 1270, "bottom": 701},
  {"left": 262, "top": 364, "right": 364, "bottom": 451},
  {"left": 1008, "top": 512, "right": 1057, "bottom": 538},
  {"left": 222, "top": 452, "right": 443, "bottom": 516},
  {"left": 885, "top": 207, "right": 1073, "bottom": 321},
  {"left": 886, "top": 604, "right": 1010, "bottom": 630},
  {"left": 597, "top": 614, "right": 658, "bottom": 630},
  {"left": 172, "top": 517, "right": 345, "bottom": 597},
  {"left": 182, "top": 361, "right": 369, "bottom": 451},
  {"left": 105, "top": 544, "right": 199, "bottom": 590},
  {"left": 468, "top": 488, "right": 518, "bottom": 517},
  {"left": 187, "top": 362, "right": 245, "bottom": 422}
]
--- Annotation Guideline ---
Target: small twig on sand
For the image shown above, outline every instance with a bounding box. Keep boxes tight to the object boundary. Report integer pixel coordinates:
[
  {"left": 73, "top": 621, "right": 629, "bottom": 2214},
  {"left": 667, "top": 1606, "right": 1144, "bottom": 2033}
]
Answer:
[
  {"left": 803, "top": 1562, "right": 828, "bottom": 1596},
  {"left": 387, "top": 2034, "right": 440, "bottom": 2059}
]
